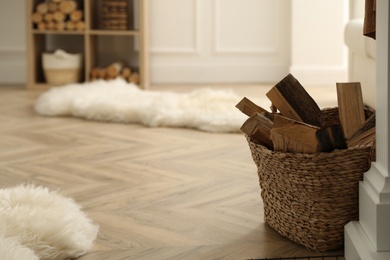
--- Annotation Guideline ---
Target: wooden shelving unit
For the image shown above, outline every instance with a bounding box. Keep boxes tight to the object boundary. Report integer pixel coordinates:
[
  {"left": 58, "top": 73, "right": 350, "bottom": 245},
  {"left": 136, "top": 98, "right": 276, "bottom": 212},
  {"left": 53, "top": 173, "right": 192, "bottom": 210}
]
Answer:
[{"left": 26, "top": 0, "right": 149, "bottom": 90}]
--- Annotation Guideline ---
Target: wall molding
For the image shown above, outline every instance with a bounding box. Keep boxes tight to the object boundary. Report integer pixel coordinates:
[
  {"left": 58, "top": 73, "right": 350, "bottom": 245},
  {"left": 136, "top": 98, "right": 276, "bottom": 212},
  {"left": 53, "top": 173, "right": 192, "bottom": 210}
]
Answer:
[{"left": 0, "top": 47, "right": 26, "bottom": 84}]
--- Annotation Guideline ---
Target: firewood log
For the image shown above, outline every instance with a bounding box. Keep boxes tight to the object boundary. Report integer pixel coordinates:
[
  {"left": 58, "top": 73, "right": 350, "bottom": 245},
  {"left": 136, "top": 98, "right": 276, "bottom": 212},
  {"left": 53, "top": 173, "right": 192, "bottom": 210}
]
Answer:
[
  {"left": 46, "top": 21, "right": 55, "bottom": 30},
  {"left": 36, "top": 3, "right": 49, "bottom": 14},
  {"left": 120, "top": 67, "right": 132, "bottom": 79},
  {"left": 336, "top": 82, "right": 366, "bottom": 139},
  {"left": 37, "top": 22, "right": 46, "bottom": 31},
  {"left": 266, "top": 73, "right": 322, "bottom": 127},
  {"left": 75, "top": 21, "right": 85, "bottom": 31},
  {"left": 43, "top": 12, "right": 54, "bottom": 22},
  {"left": 270, "top": 115, "right": 320, "bottom": 153},
  {"left": 235, "top": 97, "right": 272, "bottom": 119},
  {"left": 55, "top": 21, "right": 65, "bottom": 31},
  {"left": 90, "top": 67, "right": 100, "bottom": 80},
  {"left": 48, "top": 2, "right": 58, "bottom": 12},
  {"left": 129, "top": 73, "right": 140, "bottom": 84},
  {"left": 59, "top": 0, "right": 77, "bottom": 14},
  {"left": 65, "top": 21, "right": 75, "bottom": 30},
  {"left": 32, "top": 13, "right": 43, "bottom": 23},
  {"left": 241, "top": 112, "right": 274, "bottom": 149},
  {"left": 70, "top": 10, "right": 83, "bottom": 21},
  {"left": 107, "top": 62, "right": 124, "bottom": 78},
  {"left": 53, "top": 11, "right": 65, "bottom": 22}
]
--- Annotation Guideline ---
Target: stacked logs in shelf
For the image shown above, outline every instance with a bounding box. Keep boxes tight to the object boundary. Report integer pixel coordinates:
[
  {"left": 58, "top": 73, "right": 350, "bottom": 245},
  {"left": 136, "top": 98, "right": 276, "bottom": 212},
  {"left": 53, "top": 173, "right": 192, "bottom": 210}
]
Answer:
[
  {"left": 32, "top": 0, "right": 85, "bottom": 31},
  {"left": 102, "top": 0, "right": 128, "bottom": 30},
  {"left": 90, "top": 62, "right": 140, "bottom": 84}
]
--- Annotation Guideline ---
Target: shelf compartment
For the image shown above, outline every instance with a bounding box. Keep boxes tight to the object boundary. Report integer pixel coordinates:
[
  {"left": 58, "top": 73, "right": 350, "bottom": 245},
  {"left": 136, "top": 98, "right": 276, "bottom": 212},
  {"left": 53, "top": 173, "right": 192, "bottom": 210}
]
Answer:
[{"left": 32, "top": 34, "right": 85, "bottom": 84}]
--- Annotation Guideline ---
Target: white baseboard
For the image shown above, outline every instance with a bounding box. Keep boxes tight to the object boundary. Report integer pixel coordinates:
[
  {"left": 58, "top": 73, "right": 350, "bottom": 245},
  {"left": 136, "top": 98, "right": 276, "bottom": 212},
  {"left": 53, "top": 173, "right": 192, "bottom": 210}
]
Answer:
[
  {"left": 0, "top": 47, "right": 26, "bottom": 85},
  {"left": 289, "top": 65, "right": 348, "bottom": 86},
  {"left": 151, "top": 64, "right": 289, "bottom": 85}
]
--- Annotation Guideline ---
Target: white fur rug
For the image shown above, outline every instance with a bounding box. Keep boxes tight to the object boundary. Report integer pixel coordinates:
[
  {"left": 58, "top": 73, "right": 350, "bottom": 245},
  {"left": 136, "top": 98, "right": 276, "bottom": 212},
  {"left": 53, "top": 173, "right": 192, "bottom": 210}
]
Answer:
[
  {"left": 0, "top": 185, "right": 98, "bottom": 260},
  {"left": 34, "top": 78, "right": 261, "bottom": 133}
]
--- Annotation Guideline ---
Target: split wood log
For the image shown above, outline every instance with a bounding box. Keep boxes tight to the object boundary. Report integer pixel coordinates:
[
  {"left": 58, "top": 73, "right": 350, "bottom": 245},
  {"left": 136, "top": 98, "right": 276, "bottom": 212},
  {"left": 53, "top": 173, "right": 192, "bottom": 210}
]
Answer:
[
  {"left": 32, "top": 13, "right": 43, "bottom": 23},
  {"left": 235, "top": 97, "right": 271, "bottom": 118},
  {"left": 266, "top": 73, "right": 323, "bottom": 127},
  {"left": 36, "top": 3, "right": 49, "bottom": 14},
  {"left": 55, "top": 21, "right": 65, "bottom": 31},
  {"left": 316, "top": 124, "right": 347, "bottom": 152},
  {"left": 59, "top": 0, "right": 77, "bottom": 14},
  {"left": 270, "top": 115, "right": 320, "bottom": 153},
  {"left": 241, "top": 112, "right": 274, "bottom": 150},
  {"left": 348, "top": 113, "right": 376, "bottom": 148},
  {"left": 336, "top": 82, "right": 366, "bottom": 139}
]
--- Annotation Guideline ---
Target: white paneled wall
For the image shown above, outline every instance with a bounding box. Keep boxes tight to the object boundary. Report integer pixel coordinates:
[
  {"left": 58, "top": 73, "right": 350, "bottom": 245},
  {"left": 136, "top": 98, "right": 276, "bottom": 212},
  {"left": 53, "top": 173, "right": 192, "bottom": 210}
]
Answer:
[
  {"left": 0, "top": 0, "right": 348, "bottom": 85},
  {"left": 151, "top": 0, "right": 291, "bottom": 84},
  {"left": 0, "top": 1, "right": 26, "bottom": 84}
]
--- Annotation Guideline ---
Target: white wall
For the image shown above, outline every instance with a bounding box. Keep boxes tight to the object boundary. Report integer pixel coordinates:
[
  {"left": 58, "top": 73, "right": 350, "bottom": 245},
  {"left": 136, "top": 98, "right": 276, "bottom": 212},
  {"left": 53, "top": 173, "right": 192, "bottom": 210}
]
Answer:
[
  {"left": 290, "top": 0, "right": 349, "bottom": 86},
  {"left": 0, "top": 1, "right": 26, "bottom": 84},
  {"left": 0, "top": 0, "right": 349, "bottom": 86}
]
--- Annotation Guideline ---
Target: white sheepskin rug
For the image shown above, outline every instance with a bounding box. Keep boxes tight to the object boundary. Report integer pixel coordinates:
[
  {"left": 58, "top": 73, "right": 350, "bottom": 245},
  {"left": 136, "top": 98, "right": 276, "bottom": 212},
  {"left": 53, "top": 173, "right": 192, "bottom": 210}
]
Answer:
[
  {"left": 0, "top": 185, "right": 98, "bottom": 260},
  {"left": 34, "top": 78, "right": 254, "bottom": 133}
]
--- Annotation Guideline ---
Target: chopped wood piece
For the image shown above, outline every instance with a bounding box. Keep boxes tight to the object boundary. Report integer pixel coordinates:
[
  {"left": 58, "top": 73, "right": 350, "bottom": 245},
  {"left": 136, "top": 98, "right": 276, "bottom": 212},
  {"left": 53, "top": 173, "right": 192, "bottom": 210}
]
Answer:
[
  {"left": 266, "top": 73, "right": 322, "bottom": 126},
  {"left": 240, "top": 112, "right": 273, "bottom": 149},
  {"left": 336, "top": 82, "right": 366, "bottom": 139},
  {"left": 270, "top": 115, "right": 320, "bottom": 153},
  {"left": 55, "top": 21, "right": 65, "bottom": 31},
  {"left": 348, "top": 113, "right": 376, "bottom": 148},
  {"left": 316, "top": 124, "right": 347, "bottom": 152},
  {"left": 75, "top": 21, "right": 85, "bottom": 31},
  {"left": 235, "top": 97, "right": 272, "bottom": 119}
]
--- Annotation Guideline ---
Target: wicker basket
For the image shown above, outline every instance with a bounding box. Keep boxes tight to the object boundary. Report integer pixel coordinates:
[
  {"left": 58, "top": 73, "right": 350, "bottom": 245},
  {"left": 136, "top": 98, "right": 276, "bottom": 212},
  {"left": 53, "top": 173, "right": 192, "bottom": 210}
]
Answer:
[{"left": 246, "top": 107, "right": 374, "bottom": 252}]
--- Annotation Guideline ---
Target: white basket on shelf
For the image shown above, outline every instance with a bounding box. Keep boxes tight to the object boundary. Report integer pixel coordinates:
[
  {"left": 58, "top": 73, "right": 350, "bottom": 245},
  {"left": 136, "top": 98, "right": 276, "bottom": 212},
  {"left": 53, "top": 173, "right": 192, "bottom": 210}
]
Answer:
[{"left": 42, "top": 49, "right": 82, "bottom": 85}]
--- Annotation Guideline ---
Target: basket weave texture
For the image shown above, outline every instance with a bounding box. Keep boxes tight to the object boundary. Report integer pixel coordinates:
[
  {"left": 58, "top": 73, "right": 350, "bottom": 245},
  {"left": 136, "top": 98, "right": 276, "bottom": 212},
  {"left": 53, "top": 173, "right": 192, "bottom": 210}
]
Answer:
[{"left": 246, "top": 107, "right": 373, "bottom": 252}]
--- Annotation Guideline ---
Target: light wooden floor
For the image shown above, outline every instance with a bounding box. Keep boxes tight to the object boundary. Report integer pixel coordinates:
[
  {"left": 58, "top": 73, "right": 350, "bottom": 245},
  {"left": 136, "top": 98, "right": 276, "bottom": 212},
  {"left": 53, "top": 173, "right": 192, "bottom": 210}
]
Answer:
[{"left": 0, "top": 84, "right": 343, "bottom": 260}]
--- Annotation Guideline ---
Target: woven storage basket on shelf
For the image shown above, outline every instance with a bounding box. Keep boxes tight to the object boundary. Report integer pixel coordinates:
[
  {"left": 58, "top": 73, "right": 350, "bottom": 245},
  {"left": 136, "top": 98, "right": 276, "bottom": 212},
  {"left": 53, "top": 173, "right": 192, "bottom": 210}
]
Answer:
[{"left": 246, "top": 107, "right": 374, "bottom": 252}]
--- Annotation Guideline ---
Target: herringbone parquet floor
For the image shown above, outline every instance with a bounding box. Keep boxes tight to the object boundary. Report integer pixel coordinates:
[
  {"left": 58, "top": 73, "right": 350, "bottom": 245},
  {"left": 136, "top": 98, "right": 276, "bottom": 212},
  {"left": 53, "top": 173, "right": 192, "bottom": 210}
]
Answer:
[{"left": 0, "top": 84, "right": 343, "bottom": 260}]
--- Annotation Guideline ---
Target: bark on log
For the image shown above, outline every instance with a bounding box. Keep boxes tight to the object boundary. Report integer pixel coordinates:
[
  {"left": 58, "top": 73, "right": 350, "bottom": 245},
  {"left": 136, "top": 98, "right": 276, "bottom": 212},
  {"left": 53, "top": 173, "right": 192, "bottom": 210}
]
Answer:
[
  {"left": 266, "top": 73, "right": 322, "bottom": 127},
  {"left": 241, "top": 112, "right": 274, "bottom": 149}
]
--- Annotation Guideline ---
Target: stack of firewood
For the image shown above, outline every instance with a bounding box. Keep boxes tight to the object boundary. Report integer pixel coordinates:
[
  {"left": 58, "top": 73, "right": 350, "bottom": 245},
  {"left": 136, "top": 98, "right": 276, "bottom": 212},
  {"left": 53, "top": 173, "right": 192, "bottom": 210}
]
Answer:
[
  {"left": 102, "top": 0, "right": 128, "bottom": 30},
  {"left": 90, "top": 62, "right": 140, "bottom": 84},
  {"left": 31, "top": 0, "right": 84, "bottom": 31},
  {"left": 237, "top": 73, "right": 376, "bottom": 155}
]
